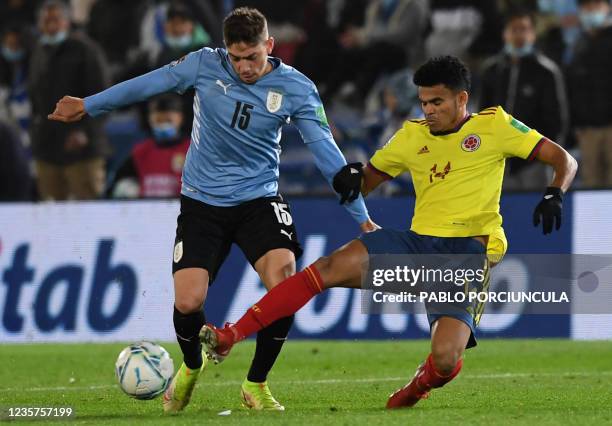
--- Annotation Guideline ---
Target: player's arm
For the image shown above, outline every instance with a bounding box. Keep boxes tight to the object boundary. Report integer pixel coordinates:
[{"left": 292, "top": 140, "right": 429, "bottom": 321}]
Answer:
[
  {"left": 361, "top": 163, "right": 391, "bottom": 196},
  {"left": 534, "top": 139, "right": 577, "bottom": 193},
  {"left": 532, "top": 138, "right": 578, "bottom": 234},
  {"left": 48, "top": 50, "right": 203, "bottom": 122},
  {"left": 496, "top": 107, "right": 577, "bottom": 234},
  {"left": 334, "top": 124, "right": 409, "bottom": 200},
  {"left": 292, "top": 87, "right": 377, "bottom": 232},
  {"left": 305, "top": 140, "right": 377, "bottom": 232}
]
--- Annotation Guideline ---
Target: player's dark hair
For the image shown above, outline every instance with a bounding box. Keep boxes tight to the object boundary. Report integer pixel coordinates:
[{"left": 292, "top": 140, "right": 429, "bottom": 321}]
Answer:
[
  {"left": 504, "top": 8, "right": 537, "bottom": 28},
  {"left": 413, "top": 56, "right": 471, "bottom": 93},
  {"left": 223, "top": 7, "right": 267, "bottom": 46},
  {"left": 149, "top": 93, "right": 183, "bottom": 113}
]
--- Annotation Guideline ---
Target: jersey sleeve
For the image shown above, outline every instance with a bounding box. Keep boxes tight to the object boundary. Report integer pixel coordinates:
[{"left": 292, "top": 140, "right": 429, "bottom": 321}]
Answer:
[
  {"left": 369, "top": 127, "right": 410, "bottom": 178},
  {"left": 291, "top": 87, "right": 334, "bottom": 144},
  {"left": 495, "top": 107, "right": 545, "bottom": 160},
  {"left": 84, "top": 48, "right": 204, "bottom": 117}
]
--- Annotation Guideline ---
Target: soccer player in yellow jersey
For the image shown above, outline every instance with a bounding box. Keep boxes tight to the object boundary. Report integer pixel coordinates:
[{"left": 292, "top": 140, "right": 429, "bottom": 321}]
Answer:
[{"left": 198, "top": 56, "right": 578, "bottom": 408}]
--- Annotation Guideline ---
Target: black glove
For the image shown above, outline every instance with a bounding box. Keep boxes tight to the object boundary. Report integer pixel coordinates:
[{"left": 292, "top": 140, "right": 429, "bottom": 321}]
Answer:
[
  {"left": 332, "top": 162, "right": 363, "bottom": 204},
  {"left": 533, "top": 187, "right": 563, "bottom": 235}
]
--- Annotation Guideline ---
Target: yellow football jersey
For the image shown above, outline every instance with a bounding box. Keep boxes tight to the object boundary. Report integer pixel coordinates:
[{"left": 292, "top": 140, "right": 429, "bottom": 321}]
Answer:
[{"left": 369, "top": 106, "right": 545, "bottom": 259}]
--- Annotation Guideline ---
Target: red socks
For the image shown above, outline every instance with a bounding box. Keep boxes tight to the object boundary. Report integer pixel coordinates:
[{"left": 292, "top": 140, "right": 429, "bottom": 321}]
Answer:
[
  {"left": 232, "top": 266, "right": 323, "bottom": 341},
  {"left": 418, "top": 353, "right": 463, "bottom": 392}
]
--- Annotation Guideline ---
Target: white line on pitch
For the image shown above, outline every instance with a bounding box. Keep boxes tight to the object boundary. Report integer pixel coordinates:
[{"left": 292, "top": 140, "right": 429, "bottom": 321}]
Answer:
[{"left": 1, "top": 371, "right": 610, "bottom": 393}]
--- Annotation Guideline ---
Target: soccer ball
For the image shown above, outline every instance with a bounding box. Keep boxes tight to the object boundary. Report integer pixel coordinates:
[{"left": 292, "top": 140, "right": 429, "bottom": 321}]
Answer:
[{"left": 115, "top": 341, "right": 174, "bottom": 400}]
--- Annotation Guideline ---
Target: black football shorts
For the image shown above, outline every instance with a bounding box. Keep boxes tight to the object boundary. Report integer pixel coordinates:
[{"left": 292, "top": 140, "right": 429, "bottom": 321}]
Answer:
[{"left": 172, "top": 194, "right": 303, "bottom": 283}]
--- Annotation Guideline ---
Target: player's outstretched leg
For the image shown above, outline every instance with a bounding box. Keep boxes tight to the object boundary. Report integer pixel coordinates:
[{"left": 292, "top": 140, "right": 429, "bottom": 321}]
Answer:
[
  {"left": 164, "top": 269, "right": 209, "bottom": 413},
  {"left": 386, "top": 317, "right": 470, "bottom": 409},
  {"left": 200, "top": 240, "right": 367, "bottom": 362}
]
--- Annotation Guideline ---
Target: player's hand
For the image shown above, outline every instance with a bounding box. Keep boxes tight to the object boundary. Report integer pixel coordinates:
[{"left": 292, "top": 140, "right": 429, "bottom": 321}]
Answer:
[
  {"left": 360, "top": 218, "right": 380, "bottom": 233},
  {"left": 533, "top": 187, "right": 563, "bottom": 234},
  {"left": 333, "top": 162, "right": 363, "bottom": 204},
  {"left": 48, "top": 96, "right": 86, "bottom": 123}
]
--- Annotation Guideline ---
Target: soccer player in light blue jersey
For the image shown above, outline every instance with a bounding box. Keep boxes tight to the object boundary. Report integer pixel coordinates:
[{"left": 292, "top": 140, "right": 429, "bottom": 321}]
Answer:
[{"left": 49, "top": 7, "right": 377, "bottom": 413}]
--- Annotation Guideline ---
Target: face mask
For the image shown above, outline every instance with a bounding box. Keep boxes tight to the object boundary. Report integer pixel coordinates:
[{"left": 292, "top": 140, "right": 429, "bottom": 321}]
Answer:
[
  {"left": 166, "top": 34, "right": 192, "bottom": 49},
  {"left": 1, "top": 46, "right": 25, "bottom": 62},
  {"left": 538, "top": 0, "right": 555, "bottom": 13},
  {"left": 152, "top": 122, "right": 179, "bottom": 143},
  {"left": 504, "top": 43, "right": 534, "bottom": 57},
  {"left": 579, "top": 11, "right": 608, "bottom": 30},
  {"left": 40, "top": 30, "right": 67, "bottom": 46}
]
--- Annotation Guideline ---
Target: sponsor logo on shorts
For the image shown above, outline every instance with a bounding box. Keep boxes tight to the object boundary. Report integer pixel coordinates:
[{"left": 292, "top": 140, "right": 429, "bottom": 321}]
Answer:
[{"left": 173, "top": 241, "right": 183, "bottom": 263}]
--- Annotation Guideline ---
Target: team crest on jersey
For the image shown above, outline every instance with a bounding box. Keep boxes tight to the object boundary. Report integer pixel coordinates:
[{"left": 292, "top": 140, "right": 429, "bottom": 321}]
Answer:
[
  {"left": 266, "top": 90, "right": 283, "bottom": 113},
  {"left": 461, "top": 134, "right": 481, "bottom": 152}
]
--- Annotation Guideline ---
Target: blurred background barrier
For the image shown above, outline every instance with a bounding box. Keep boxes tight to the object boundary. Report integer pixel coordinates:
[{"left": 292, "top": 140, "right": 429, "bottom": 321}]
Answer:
[{"left": 1, "top": 191, "right": 610, "bottom": 343}]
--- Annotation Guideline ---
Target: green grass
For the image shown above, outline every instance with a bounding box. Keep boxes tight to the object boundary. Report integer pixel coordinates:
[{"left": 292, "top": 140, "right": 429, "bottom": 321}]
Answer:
[{"left": 1, "top": 339, "right": 611, "bottom": 425}]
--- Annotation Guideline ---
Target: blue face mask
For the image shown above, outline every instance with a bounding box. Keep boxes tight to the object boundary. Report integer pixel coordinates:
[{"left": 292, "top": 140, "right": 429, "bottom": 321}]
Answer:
[
  {"left": 166, "top": 34, "right": 192, "bottom": 49},
  {"left": 40, "top": 30, "right": 67, "bottom": 46},
  {"left": 1, "top": 46, "right": 25, "bottom": 62},
  {"left": 538, "top": 0, "right": 555, "bottom": 13},
  {"left": 579, "top": 11, "right": 608, "bottom": 30},
  {"left": 152, "top": 122, "right": 180, "bottom": 143},
  {"left": 504, "top": 43, "right": 535, "bottom": 57}
]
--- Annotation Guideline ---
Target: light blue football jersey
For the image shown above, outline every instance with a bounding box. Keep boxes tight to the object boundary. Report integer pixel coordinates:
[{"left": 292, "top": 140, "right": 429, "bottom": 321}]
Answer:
[{"left": 85, "top": 47, "right": 369, "bottom": 223}]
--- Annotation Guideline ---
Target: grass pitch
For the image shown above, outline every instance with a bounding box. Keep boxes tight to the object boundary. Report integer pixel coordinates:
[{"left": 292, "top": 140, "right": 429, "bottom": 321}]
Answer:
[{"left": 1, "top": 339, "right": 611, "bottom": 425}]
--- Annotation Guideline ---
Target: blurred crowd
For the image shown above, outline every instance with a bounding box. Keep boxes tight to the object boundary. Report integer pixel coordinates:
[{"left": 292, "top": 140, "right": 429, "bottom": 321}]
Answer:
[{"left": 1, "top": 0, "right": 611, "bottom": 202}]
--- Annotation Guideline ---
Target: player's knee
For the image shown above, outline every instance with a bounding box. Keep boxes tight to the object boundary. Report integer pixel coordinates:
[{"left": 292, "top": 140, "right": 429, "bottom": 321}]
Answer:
[
  {"left": 174, "top": 296, "right": 204, "bottom": 314},
  {"left": 431, "top": 346, "right": 462, "bottom": 375}
]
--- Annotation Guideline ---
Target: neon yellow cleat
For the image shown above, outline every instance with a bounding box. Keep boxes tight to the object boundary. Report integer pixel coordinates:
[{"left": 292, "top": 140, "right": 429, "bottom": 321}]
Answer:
[
  {"left": 162, "top": 356, "right": 207, "bottom": 413},
  {"left": 240, "top": 379, "right": 285, "bottom": 411}
]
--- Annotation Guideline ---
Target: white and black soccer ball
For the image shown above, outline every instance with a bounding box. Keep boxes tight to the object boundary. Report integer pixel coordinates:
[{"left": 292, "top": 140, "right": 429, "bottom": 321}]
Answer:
[{"left": 115, "top": 341, "right": 174, "bottom": 400}]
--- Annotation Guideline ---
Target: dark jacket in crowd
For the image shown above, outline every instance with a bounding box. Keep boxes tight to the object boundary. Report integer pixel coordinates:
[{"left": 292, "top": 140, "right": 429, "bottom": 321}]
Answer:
[
  {"left": 87, "top": 0, "right": 148, "bottom": 65},
  {"left": 0, "top": 120, "right": 32, "bottom": 201},
  {"left": 28, "top": 32, "right": 110, "bottom": 165},
  {"left": 480, "top": 51, "right": 569, "bottom": 143},
  {"left": 566, "top": 24, "right": 612, "bottom": 128}
]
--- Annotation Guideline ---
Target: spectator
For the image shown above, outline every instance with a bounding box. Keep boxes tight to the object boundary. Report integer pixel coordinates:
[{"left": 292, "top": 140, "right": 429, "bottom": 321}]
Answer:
[
  {"left": 122, "top": 2, "right": 211, "bottom": 77},
  {"left": 108, "top": 94, "right": 189, "bottom": 199},
  {"left": 29, "top": 0, "right": 109, "bottom": 200},
  {"left": 566, "top": 0, "right": 612, "bottom": 187},
  {"left": 294, "top": 0, "right": 369, "bottom": 85},
  {"left": 0, "top": 25, "right": 33, "bottom": 143},
  {"left": 0, "top": 120, "right": 32, "bottom": 201},
  {"left": 137, "top": 0, "right": 217, "bottom": 68},
  {"left": 366, "top": 68, "right": 420, "bottom": 148},
  {"left": 533, "top": 0, "right": 581, "bottom": 64},
  {"left": 120, "top": 2, "right": 210, "bottom": 137},
  {"left": 321, "top": 0, "right": 429, "bottom": 104},
  {"left": 87, "top": 0, "right": 148, "bottom": 76},
  {"left": 480, "top": 9, "right": 569, "bottom": 190},
  {"left": 0, "top": 0, "right": 41, "bottom": 31},
  {"left": 426, "top": 0, "right": 503, "bottom": 60}
]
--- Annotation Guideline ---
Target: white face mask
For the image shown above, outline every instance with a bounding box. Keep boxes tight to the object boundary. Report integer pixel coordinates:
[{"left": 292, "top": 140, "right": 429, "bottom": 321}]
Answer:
[
  {"left": 165, "top": 34, "right": 192, "bottom": 49},
  {"left": 504, "top": 42, "right": 535, "bottom": 57},
  {"left": 40, "top": 30, "right": 67, "bottom": 46},
  {"left": 579, "top": 10, "right": 609, "bottom": 30}
]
